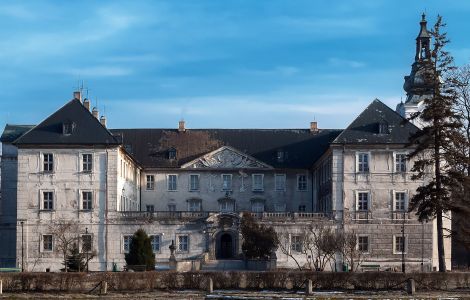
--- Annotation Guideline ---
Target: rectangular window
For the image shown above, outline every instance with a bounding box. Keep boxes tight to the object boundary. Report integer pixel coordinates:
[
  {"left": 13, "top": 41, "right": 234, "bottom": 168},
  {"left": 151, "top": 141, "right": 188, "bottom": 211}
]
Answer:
[
  {"left": 81, "top": 234, "right": 92, "bottom": 252},
  {"left": 252, "top": 174, "right": 264, "bottom": 191},
  {"left": 178, "top": 235, "right": 189, "bottom": 252},
  {"left": 275, "top": 174, "right": 286, "bottom": 191},
  {"left": 394, "top": 236, "right": 406, "bottom": 254},
  {"left": 297, "top": 175, "right": 307, "bottom": 191},
  {"left": 189, "top": 174, "right": 200, "bottom": 191},
  {"left": 146, "top": 175, "right": 155, "bottom": 190},
  {"left": 150, "top": 235, "right": 161, "bottom": 253},
  {"left": 219, "top": 200, "right": 234, "bottom": 212},
  {"left": 358, "top": 236, "right": 369, "bottom": 252},
  {"left": 43, "top": 234, "right": 53, "bottom": 251},
  {"left": 357, "top": 192, "right": 369, "bottom": 211},
  {"left": 291, "top": 235, "right": 302, "bottom": 252},
  {"left": 167, "top": 175, "right": 177, "bottom": 191},
  {"left": 123, "top": 235, "right": 132, "bottom": 253},
  {"left": 251, "top": 201, "right": 264, "bottom": 213},
  {"left": 298, "top": 205, "right": 306, "bottom": 212},
  {"left": 43, "top": 153, "right": 54, "bottom": 172},
  {"left": 395, "top": 191, "right": 406, "bottom": 211},
  {"left": 395, "top": 153, "right": 407, "bottom": 172},
  {"left": 43, "top": 191, "right": 54, "bottom": 210},
  {"left": 146, "top": 205, "right": 155, "bottom": 212},
  {"left": 222, "top": 174, "right": 232, "bottom": 191},
  {"left": 357, "top": 153, "right": 369, "bottom": 172},
  {"left": 188, "top": 199, "right": 202, "bottom": 211},
  {"left": 82, "top": 154, "right": 92, "bottom": 172},
  {"left": 81, "top": 191, "right": 93, "bottom": 210},
  {"left": 168, "top": 204, "right": 176, "bottom": 212}
]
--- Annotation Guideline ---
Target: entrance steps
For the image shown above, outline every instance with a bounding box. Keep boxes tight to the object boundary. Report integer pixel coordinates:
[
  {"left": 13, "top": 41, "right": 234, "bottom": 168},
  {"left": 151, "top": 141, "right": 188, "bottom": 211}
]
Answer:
[{"left": 201, "top": 259, "right": 245, "bottom": 271}]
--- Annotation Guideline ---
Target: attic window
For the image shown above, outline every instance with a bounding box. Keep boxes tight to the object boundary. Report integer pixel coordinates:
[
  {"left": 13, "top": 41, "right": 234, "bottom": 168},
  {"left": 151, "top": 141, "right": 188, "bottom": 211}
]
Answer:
[
  {"left": 168, "top": 148, "right": 177, "bottom": 160},
  {"left": 62, "top": 122, "right": 75, "bottom": 135},
  {"left": 277, "top": 150, "right": 287, "bottom": 162},
  {"left": 378, "top": 122, "right": 389, "bottom": 134}
]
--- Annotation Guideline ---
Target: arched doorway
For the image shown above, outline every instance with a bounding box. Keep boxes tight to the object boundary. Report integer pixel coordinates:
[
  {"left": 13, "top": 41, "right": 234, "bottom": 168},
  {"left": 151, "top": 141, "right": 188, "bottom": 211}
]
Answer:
[{"left": 218, "top": 233, "right": 233, "bottom": 259}]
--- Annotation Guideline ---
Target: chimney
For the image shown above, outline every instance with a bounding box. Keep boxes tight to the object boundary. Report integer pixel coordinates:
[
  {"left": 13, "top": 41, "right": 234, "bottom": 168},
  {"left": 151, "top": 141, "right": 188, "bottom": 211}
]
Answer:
[
  {"left": 92, "top": 107, "right": 99, "bottom": 119},
  {"left": 83, "top": 98, "right": 90, "bottom": 111},
  {"left": 100, "top": 115, "right": 107, "bottom": 127},
  {"left": 178, "top": 120, "right": 186, "bottom": 132},
  {"left": 310, "top": 121, "right": 319, "bottom": 133},
  {"left": 73, "top": 91, "right": 82, "bottom": 102}
]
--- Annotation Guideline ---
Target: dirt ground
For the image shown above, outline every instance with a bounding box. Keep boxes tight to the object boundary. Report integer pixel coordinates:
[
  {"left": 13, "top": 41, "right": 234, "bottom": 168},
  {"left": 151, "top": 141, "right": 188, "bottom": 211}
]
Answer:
[{"left": 1, "top": 289, "right": 469, "bottom": 300}]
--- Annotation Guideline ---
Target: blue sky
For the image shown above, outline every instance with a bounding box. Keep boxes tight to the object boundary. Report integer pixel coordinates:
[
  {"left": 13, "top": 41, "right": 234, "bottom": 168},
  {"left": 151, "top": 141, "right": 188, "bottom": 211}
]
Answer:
[{"left": 1, "top": 1, "right": 470, "bottom": 130}]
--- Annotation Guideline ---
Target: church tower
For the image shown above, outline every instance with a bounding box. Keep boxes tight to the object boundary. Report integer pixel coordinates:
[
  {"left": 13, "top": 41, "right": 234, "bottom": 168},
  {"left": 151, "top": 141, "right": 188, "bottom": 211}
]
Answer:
[{"left": 396, "top": 14, "right": 435, "bottom": 128}]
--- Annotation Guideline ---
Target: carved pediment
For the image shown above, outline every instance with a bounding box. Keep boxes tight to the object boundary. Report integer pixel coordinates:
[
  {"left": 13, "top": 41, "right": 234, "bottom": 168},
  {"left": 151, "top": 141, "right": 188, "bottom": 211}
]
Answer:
[{"left": 181, "top": 146, "right": 272, "bottom": 169}]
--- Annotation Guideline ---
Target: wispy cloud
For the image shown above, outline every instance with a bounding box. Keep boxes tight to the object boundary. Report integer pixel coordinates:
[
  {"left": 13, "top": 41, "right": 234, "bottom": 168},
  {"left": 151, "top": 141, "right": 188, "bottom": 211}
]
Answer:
[
  {"left": 0, "top": 4, "right": 36, "bottom": 20},
  {"left": 277, "top": 16, "right": 378, "bottom": 36},
  {"left": 328, "top": 58, "right": 366, "bottom": 68},
  {"left": 58, "top": 66, "right": 133, "bottom": 77}
]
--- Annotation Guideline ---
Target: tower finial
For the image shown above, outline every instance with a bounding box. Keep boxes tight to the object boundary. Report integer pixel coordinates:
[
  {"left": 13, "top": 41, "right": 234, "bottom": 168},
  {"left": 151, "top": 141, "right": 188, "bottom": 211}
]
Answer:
[{"left": 421, "top": 12, "right": 426, "bottom": 21}]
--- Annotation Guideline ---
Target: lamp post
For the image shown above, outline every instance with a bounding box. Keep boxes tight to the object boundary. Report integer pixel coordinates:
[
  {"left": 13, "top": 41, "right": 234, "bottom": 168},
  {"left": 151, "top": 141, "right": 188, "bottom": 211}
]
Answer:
[
  {"left": 20, "top": 221, "right": 24, "bottom": 272},
  {"left": 401, "top": 211, "right": 406, "bottom": 273},
  {"left": 85, "top": 227, "right": 89, "bottom": 272}
]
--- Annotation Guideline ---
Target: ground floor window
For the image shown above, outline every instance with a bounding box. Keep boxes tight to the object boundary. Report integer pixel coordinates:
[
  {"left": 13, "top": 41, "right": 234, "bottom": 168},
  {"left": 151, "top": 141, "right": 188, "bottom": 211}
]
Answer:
[
  {"left": 358, "top": 236, "right": 369, "bottom": 253},
  {"left": 150, "top": 235, "right": 161, "bottom": 253},
  {"left": 42, "top": 234, "right": 53, "bottom": 252},
  {"left": 178, "top": 235, "right": 189, "bottom": 252},
  {"left": 123, "top": 235, "right": 132, "bottom": 253},
  {"left": 394, "top": 235, "right": 406, "bottom": 254},
  {"left": 291, "top": 235, "right": 302, "bottom": 252}
]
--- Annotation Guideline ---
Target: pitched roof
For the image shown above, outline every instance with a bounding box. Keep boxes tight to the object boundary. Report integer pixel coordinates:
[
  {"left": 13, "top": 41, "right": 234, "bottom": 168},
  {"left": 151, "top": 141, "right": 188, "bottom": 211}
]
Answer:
[
  {"left": 110, "top": 128, "right": 342, "bottom": 169},
  {"left": 1, "top": 125, "right": 35, "bottom": 143},
  {"left": 14, "top": 99, "right": 119, "bottom": 146},
  {"left": 332, "top": 99, "right": 419, "bottom": 144}
]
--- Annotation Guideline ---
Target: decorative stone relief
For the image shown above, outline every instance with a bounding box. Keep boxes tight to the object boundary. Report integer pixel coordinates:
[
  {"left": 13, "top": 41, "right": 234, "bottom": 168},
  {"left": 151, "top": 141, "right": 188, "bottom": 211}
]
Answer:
[{"left": 182, "top": 146, "right": 272, "bottom": 169}]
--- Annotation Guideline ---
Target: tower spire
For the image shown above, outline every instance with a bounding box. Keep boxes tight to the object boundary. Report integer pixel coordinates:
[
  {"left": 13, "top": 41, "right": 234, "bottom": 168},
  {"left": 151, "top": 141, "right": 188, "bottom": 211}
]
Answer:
[{"left": 415, "top": 13, "right": 431, "bottom": 61}]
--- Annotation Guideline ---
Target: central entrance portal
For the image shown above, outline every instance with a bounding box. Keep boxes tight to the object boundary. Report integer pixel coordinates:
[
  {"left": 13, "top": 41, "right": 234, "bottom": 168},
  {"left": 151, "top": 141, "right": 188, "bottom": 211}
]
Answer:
[{"left": 218, "top": 233, "right": 233, "bottom": 259}]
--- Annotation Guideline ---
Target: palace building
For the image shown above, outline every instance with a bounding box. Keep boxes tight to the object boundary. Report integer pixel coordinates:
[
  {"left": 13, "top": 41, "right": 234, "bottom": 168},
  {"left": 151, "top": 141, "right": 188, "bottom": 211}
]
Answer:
[{"left": 0, "top": 15, "right": 451, "bottom": 272}]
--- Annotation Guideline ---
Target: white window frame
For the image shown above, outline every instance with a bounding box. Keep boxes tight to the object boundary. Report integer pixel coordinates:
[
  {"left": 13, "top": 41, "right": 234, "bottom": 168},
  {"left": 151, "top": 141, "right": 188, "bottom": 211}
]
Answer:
[
  {"left": 189, "top": 174, "right": 200, "bottom": 191},
  {"left": 393, "top": 235, "right": 408, "bottom": 254},
  {"left": 188, "top": 198, "right": 202, "bottom": 212},
  {"left": 394, "top": 152, "right": 407, "bottom": 173},
  {"left": 42, "top": 234, "right": 53, "bottom": 252},
  {"left": 146, "top": 175, "right": 155, "bottom": 190},
  {"left": 82, "top": 153, "right": 93, "bottom": 173},
  {"left": 42, "top": 153, "right": 54, "bottom": 173},
  {"left": 122, "top": 235, "right": 133, "bottom": 253},
  {"left": 274, "top": 174, "right": 286, "bottom": 191},
  {"left": 291, "top": 235, "right": 302, "bottom": 253},
  {"left": 150, "top": 235, "right": 161, "bottom": 253},
  {"left": 358, "top": 235, "right": 370, "bottom": 253},
  {"left": 251, "top": 200, "right": 265, "bottom": 213},
  {"left": 219, "top": 199, "right": 235, "bottom": 212},
  {"left": 41, "top": 190, "right": 55, "bottom": 211},
  {"left": 167, "top": 174, "right": 177, "bottom": 191},
  {"left": 177, "top": 235, "right": 189, "bottom": 252},
  {"left": 221, "top": 174, "right": 232, "bottom": 191},
  {"left": 168, "top": 203, "right": 176, "bottom": 211},
  {"left": 356, "top": 152, "right": 370, "bottom": 173},
  {"left": 393, "top": 190, "right": 408, "bottom": 211},
  {"left": 356, "top": 191, "right": 370, "bottom": 211},
  {"left": 297, "top": 174, "right": 307, "bottom": 191},
  {"left": 252, "top": 174, "right": 264, "bottom": 192},
  {"left": 81, "top": 190, "right": 93, "bottom": 211}
]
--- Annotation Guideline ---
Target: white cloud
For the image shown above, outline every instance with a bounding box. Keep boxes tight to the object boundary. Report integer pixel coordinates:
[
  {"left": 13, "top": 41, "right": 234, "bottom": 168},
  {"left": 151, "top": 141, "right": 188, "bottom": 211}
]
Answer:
[
  {"left": 58, "top": 66, "right": 133, "bottom": 77},
  {"left": 328, "top": 58, "right": 366, "bottom": 68}
]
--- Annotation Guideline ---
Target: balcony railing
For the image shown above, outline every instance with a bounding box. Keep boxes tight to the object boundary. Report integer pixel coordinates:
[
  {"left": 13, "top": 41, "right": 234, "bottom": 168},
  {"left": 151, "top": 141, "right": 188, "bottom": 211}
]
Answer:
[
  {"left": 391, "top": 211, "right": 412, "bottom": 222},
  {"left": 250, "top": 212, "right": 327, "bottom": 220},
  {"left": 119, "top": 211, "right": 209, "bottom": 221}
]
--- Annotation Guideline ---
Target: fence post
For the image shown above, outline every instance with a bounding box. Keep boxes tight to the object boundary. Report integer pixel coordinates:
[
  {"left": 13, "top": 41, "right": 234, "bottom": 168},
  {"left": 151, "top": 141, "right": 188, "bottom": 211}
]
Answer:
[
  {"left": 406, "top": 278, "right": 415, "bottom": 295},
  {"left": 100, "top": 281, "right": 108, "bottom": 295},
  {"left": 0, "top": 279, "right": 2, "bottom": 295},
  {"left": 306, "top": 279, "right": 313, "bottom": 295},
  {"left": 207, "top": 278, "right": 213, "bottom": 293}
]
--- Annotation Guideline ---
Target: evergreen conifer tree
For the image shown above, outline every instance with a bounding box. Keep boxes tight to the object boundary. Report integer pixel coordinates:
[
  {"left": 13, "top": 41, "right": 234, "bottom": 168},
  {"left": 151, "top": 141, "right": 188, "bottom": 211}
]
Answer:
[
  {"left": 240, "top": 212, "right": 278, "bottom": 259},
  {"left": 408, "top": 15, "right": 464, "bottom": 272},
  {"left": 125, "top": 228, "right": 155, "bottom": 271}
]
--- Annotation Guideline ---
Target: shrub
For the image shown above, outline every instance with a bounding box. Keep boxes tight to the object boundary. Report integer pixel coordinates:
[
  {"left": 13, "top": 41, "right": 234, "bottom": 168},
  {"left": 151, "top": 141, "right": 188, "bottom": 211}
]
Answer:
[{"left": 125, "top": 228, "right": 155, "bottom": 271}]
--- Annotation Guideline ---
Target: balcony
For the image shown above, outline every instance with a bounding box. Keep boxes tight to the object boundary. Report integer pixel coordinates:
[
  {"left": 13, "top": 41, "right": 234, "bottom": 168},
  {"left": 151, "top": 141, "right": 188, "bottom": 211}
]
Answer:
[
  {"left": 391, "top": 211, "right": 412, "bottom": 222},
  {"left": 250, "top": 212, "right": 327, "bottom": 221},
  {"left": 119, "top": 211, "right": 209, "bottom": 221}
]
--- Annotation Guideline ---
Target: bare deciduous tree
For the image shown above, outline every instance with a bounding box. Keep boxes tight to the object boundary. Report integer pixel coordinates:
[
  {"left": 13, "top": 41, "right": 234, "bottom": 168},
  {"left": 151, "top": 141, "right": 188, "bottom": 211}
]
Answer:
[
  {"left": 338, "top": 229, "right": 365, "bottom": 272},
  {"left": 48, "top": 219, "right": 80, "bottom": 272}
]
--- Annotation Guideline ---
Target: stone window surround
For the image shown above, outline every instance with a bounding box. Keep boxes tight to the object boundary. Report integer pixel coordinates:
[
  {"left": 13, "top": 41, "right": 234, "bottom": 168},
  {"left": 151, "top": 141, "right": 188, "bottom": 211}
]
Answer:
[
  {"left": 41, "top": 234, "right": 53, "bottom": 252},
  {"left": 393, "top": 190, "right": 408, "bottom": 211},
  {"left": 274, "top": 173, "right": 286, "bottom": 191},
  {"left": 167, "top": 174, "right": 178, "bottom": 191},
  {"left": 356, "top": 152, "right": 370, "bottom": 173},
  {"left": 41, "top": 152, "right": 54, "bottom": 173},
  {"left": 150, "top": 234, "right": 162, "bottom": 253},
  {"left": 187, "top": 198, "right": 202, "bottom": 211},
  {"left": 221, "top": 174, "right": 232, "bottom": 191},
  {"left": 80, "top": 189, "right": 93, "bottom": 211},
  {"left": 393, "top": 152, "right": 408, "bottom": 173},
  {"left": 81, "top": 153, "right": 93, "bottom": 173},
  {"left": 296, "top": 174, "right": 308, "bottom": 191},
  {"left": 290, "top": 234, "right": 303, "bottom": 253},
  {"left": 252, "top": 173, "right": 264, "bottom": 191},
  {"left": 393, "top": 234, "right": 408, "bottom": 254},
  {"left": 40, "top": 189, "right": 55, "bottom": 211},
  {"left": 122, "top": 235, "right": 133, "bottom": 253},
  {"left": 355, "top": 190, "right": 370, "bottom": 211},
  {"left": 358, "top": 235, "right": 370, "bottom": 253},
  {"left": 177, "top": 234, "right": 190, "bottom": 252},
  {"left": 81, "top": 234, "right": 93, "bottom": 253},
  {"left": 146, "top": 174, "right": 155, "bottom": 190},
  {"left": 189, "top": 174, "right": 200, "bottom": 191}
]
